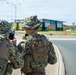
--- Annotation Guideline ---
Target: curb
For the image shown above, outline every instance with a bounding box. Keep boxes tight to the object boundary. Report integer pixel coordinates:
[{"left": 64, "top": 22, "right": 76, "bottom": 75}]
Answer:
[{"left": 53, "top": 44, "right": 65, "bottom": 75}]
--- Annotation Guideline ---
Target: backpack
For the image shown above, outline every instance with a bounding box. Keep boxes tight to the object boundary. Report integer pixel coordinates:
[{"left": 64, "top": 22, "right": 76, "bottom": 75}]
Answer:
[
  {"left": 0, "top": 35, "right": 9, "bottom": 60},
  {"left": 27, "top": 34, "right": 49, "bottom": 69},
  {"left": 0, "top": 35, "right": 14, "bottom": 75}
]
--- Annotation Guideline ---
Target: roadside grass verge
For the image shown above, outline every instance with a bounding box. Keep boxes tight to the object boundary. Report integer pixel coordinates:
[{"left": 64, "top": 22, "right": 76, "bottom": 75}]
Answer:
[{"left": 16, "top": 31, "right": 76, "bottom": 36}]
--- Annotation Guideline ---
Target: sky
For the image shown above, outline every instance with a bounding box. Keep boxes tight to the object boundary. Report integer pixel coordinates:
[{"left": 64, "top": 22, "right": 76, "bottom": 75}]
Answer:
[{"left": 0, "top": 0, "right": 76, "bottom": 25}]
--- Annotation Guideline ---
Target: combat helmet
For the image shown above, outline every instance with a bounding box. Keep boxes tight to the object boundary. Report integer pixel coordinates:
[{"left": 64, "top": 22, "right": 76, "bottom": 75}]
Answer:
[
  {"left": 22, "top": 15, "right": 42, "bottom": 30},
  {"left": 0, "top": 20, "right": 11, "bottom": 34}
]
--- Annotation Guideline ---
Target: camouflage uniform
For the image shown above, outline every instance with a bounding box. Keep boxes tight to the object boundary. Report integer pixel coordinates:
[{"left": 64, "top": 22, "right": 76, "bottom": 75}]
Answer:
[
  {"left": 18, "top": 16, "right": 57, "bottom": 75},
  {"left": 0, "top": 20, "right": 24, "bottom": 75}
]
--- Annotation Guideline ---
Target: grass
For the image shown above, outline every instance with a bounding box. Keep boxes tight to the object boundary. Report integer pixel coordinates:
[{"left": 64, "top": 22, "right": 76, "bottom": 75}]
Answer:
[
  {"left": 38, "top": 31, "right": 76, "bottom": 35},
  {"left": 16, "top": 30, "right": 76, "bottom": 36}
]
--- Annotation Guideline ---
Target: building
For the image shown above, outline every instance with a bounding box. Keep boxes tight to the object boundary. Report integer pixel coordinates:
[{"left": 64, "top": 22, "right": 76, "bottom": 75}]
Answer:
[
  {"left": 13, "top": 19, "right": 24, "bottom": 30},
  {"left": 40, "top": 19, "right": 63, "bottom": 31},
  {"left": 13, "top": 19, "right": 63, "bottom": 31},
  {"left": 63, "top": 25, "right": 76, "bottom": 31}
]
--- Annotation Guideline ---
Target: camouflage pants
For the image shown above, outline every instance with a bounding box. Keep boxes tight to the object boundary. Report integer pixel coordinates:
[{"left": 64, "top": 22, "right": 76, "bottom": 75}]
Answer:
[
  {"left": 0, "top": 58, "right": 8, "bottom": 75},
  {"left": 26, "top": 70, "right": 45, "bottom": 75}
]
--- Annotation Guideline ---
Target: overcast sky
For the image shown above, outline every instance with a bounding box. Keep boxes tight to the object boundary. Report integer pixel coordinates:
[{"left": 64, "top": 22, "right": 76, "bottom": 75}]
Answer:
[{"left": 0, "top": 0, "right": 76, "bottom": 25}]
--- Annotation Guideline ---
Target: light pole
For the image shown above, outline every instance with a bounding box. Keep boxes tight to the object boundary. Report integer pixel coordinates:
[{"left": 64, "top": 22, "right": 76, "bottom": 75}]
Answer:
[
  {"left": 7, "top": 2, "right": 21, "bottom": 30},
  {"left": 7, "top": 2, "right": 17, "bottom": 22}
]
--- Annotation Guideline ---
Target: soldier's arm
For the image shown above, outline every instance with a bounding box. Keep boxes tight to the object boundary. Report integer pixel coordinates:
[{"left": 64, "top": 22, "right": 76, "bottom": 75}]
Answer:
[
  {"left": 48, "top": 42, "right": 57, "bottom": 64},
  {"left": 7, "top": 41, "right": 24, "bottom": 69},
  {"left": 17, "top": 41, "right": 26, "bottom": 56}
]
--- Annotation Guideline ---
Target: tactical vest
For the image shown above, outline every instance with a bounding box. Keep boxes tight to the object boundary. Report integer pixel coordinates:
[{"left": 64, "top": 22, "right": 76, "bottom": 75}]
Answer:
[{"left": 26, "top": 34, "right": 49, "bottom": 69}]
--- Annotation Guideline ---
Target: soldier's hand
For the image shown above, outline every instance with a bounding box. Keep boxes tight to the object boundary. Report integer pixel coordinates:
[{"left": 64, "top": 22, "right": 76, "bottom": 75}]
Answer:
[
  {"left": 10, "top": 38, "right": 17, "bottom": 45},
  {"left": 9, "top": 56, "right": 18, "bottom": 69}
]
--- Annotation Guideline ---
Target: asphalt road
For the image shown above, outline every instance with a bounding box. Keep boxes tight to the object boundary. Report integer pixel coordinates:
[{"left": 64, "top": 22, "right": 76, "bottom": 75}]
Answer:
[
  {"left": 50, "top": 40, "right": 76, "bottom": 75},
  {"left": 15, "top": 33, "right": 76, "bottom": 75}
]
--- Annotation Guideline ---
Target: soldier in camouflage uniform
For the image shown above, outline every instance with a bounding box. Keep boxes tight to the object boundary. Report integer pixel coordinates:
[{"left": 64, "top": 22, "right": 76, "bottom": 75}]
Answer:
[
  {"left": 18, "top": 16, "right": 57, "bottom": 75},
  {"left": 0, "top": 20, "right": 24, "bottom": 75}
]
